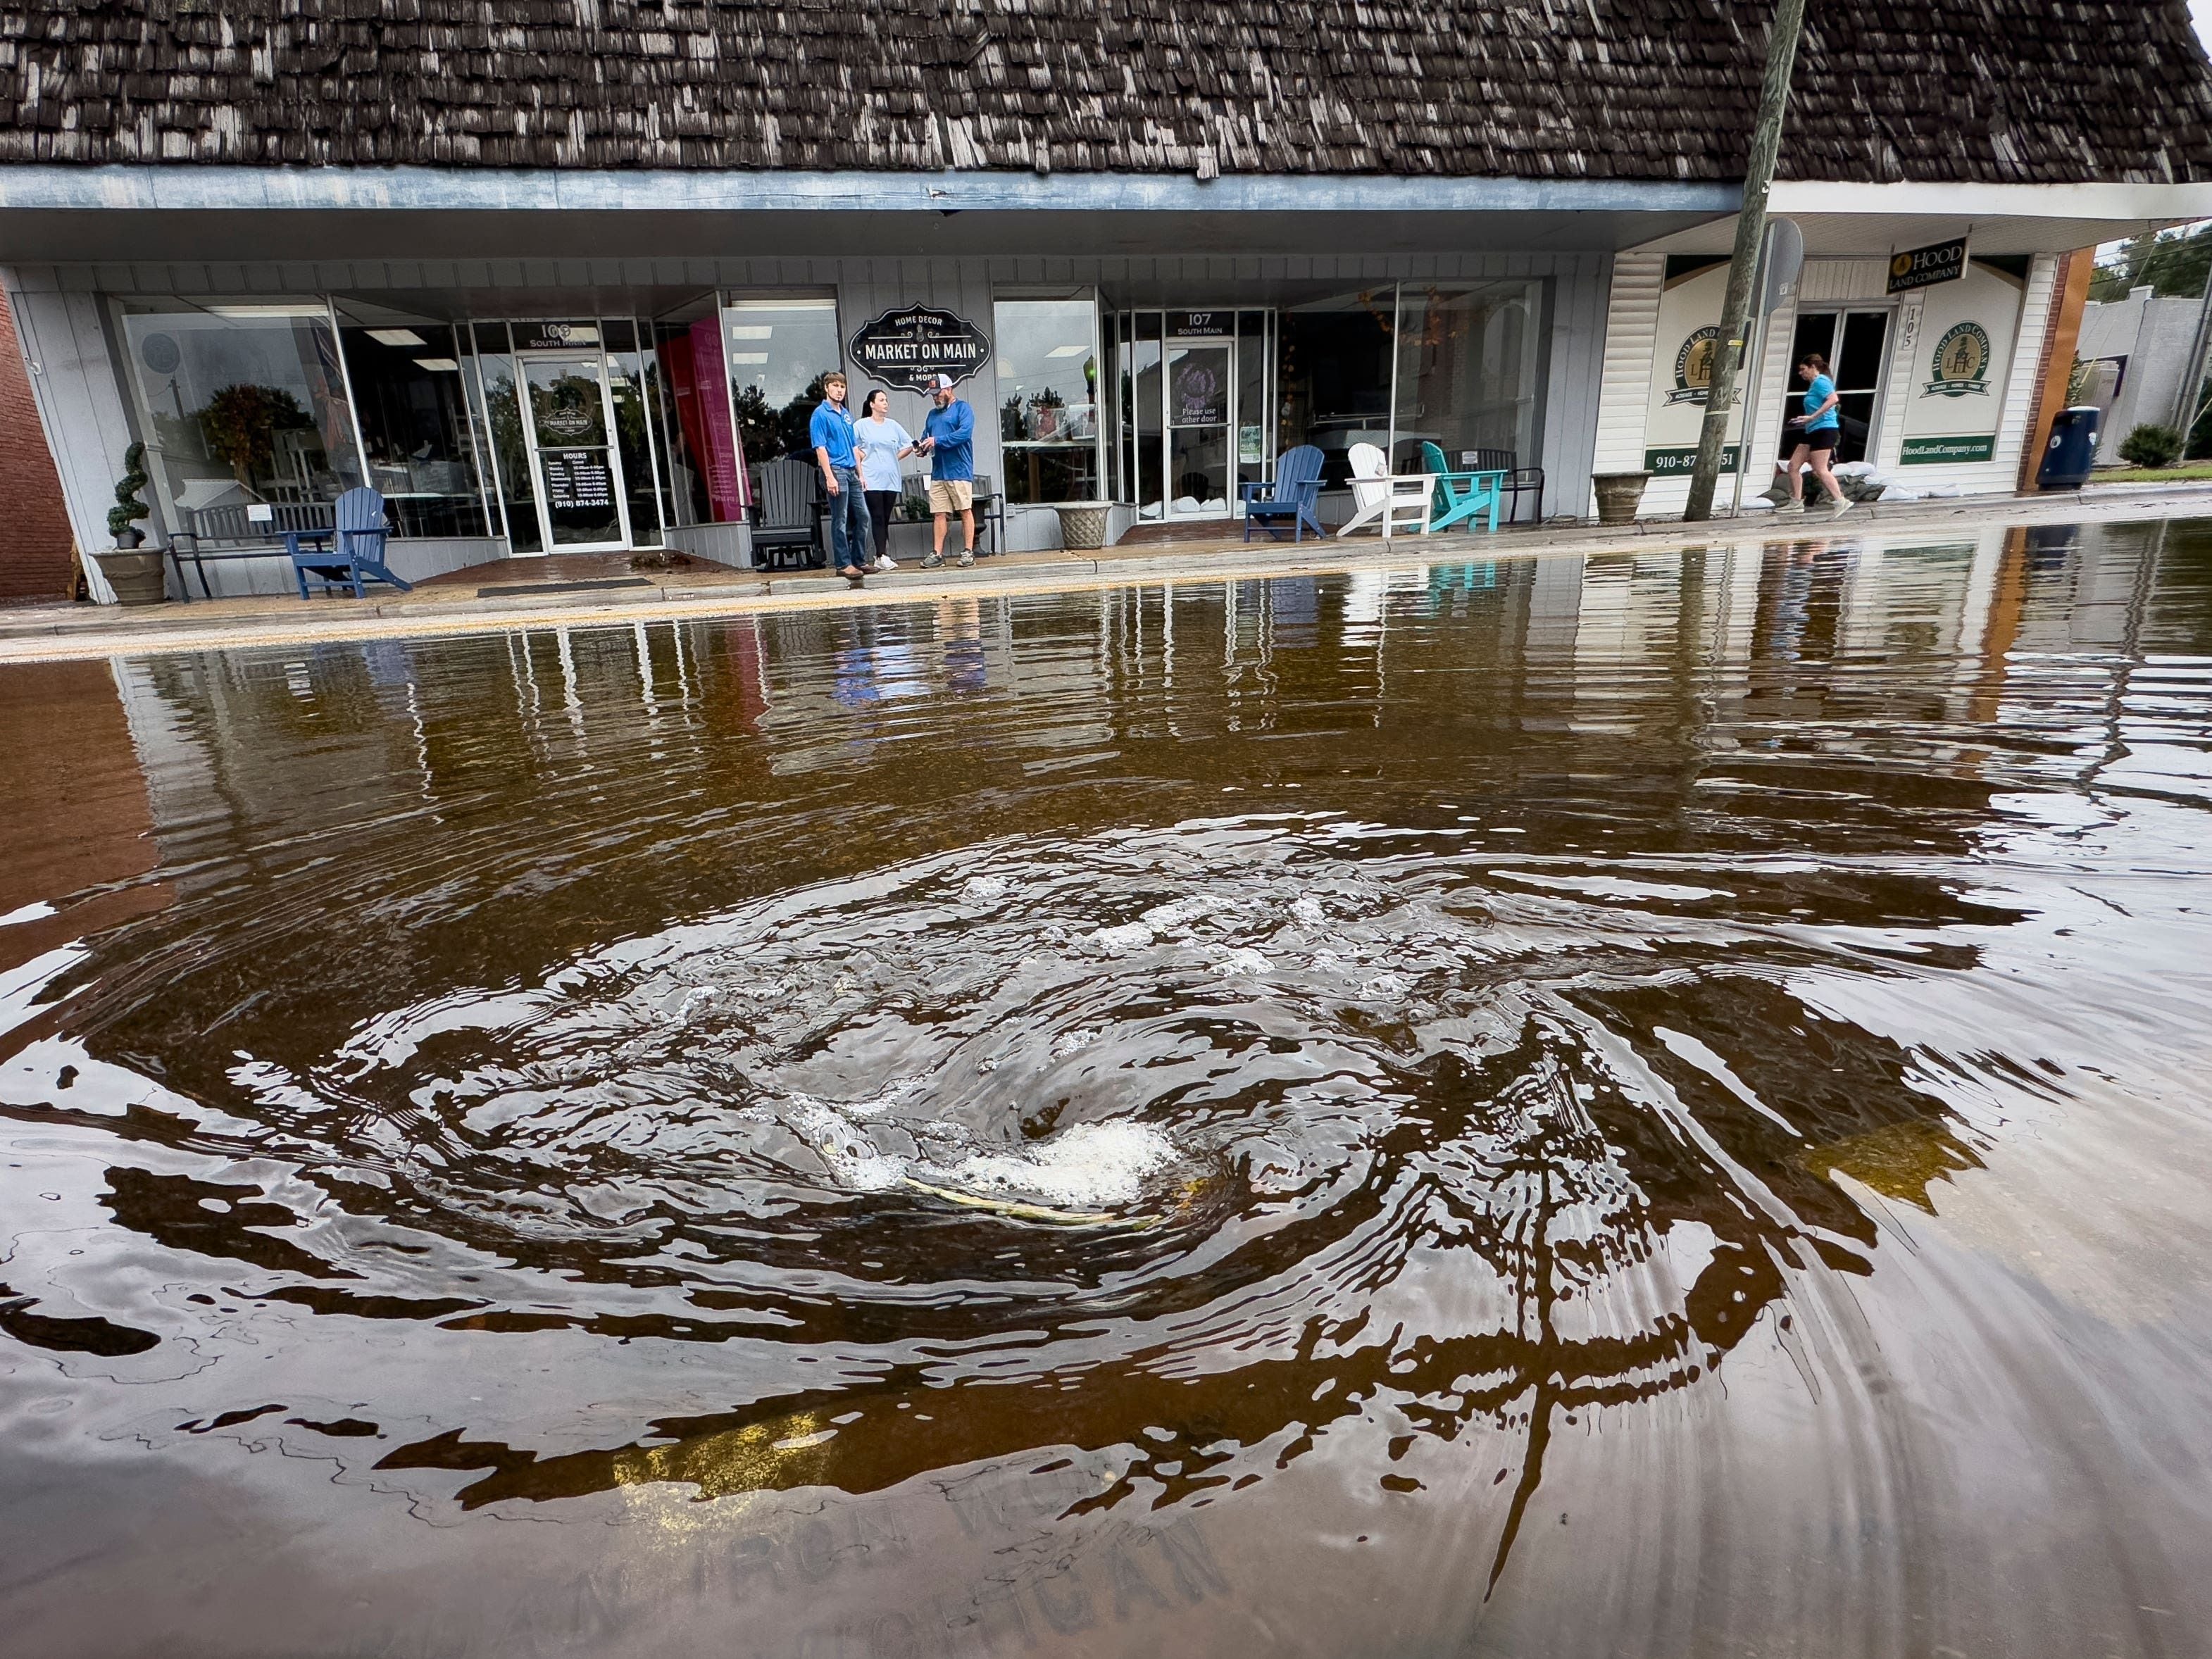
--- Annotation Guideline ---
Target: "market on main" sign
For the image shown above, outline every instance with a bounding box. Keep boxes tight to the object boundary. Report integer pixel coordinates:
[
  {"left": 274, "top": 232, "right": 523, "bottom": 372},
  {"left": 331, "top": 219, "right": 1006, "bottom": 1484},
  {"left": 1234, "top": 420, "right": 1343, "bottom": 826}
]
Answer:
[{"left": 846, "top": 305, "right": 991, "bottom": 392}]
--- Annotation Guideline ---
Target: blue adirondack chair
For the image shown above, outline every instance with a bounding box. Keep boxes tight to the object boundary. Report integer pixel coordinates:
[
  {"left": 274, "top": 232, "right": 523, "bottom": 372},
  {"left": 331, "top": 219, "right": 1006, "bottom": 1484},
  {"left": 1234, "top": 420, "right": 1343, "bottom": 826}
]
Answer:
[
  {"left": 1240, "top": 445, "right": 1327, "bottom": 542},
  {"left": 1420, "top": 442, "right": 1506, "bottom": 535},
  {"left": 288, "top": 487, "right": 413, "bottom": 599}
]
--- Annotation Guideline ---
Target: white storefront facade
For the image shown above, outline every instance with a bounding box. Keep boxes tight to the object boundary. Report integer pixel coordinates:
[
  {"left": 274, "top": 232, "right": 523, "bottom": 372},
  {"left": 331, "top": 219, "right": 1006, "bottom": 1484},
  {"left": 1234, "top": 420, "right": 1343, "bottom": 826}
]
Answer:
[{"left": 1591, "top": 183, "right": 2211, "bottom": 514}]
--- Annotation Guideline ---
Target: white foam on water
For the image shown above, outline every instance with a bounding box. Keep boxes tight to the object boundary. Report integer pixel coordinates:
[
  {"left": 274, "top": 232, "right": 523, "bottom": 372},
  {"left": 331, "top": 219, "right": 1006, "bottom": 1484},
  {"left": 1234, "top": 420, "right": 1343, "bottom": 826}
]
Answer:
[
  {"left": 789, "top": 1101, "right": 908, "bottom": 1191},
  {"left": 1087, "top": 922, "right": 1156, "bottom": 956},
  {"left": 1289, "top": 896, "right": 1327, "bottom": 928},
  {"left": 961, "top": 875, "right": 1010, "bottom": 903},
  {"left": 1211, "top": 946, "right": 1272, "bottom": 977},
  {"left": 949, "top": 1122, "right": 1177, "bottom": 1210},
  {"left": 1050, "top": 1027, "right": 1101, "bottom": 1059}
]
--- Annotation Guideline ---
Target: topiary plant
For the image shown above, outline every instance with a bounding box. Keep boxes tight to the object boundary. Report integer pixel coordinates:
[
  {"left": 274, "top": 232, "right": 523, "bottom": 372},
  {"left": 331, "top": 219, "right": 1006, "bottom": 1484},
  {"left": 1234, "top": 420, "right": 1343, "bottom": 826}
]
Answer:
[
  {"left": 107, "top": 442, "right": 151, "bottom": 540},
  {"left": 2119, "top": 422, "right": 2183, "bottom": 468}
]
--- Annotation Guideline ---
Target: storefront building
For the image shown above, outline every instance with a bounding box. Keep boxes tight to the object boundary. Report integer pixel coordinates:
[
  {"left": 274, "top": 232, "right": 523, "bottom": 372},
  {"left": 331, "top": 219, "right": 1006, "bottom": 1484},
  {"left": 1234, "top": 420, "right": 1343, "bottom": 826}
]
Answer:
[{"left": 2, "top": 4, "right": 2208, "bottom": 599}]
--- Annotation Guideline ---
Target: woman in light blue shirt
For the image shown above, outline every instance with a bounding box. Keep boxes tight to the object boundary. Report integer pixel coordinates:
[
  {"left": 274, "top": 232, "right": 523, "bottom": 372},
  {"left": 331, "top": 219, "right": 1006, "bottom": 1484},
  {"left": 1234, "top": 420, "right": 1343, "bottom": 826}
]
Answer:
[
  {"left": 1781, "top": 351, "right": 1851, "bottom": 517},
  {"left": 853, "top": 389, "right": 917, "bottom": 571}
]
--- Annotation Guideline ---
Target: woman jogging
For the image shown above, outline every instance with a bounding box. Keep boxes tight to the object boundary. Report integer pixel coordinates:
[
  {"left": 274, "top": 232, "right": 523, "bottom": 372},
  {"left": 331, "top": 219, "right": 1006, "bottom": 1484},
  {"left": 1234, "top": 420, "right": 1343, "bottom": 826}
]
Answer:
[
  {"left": 852, "top": 389, "right": 916, "bottom": 572},
  {"left": 1781, "top": 352, "right": 1851, "bottom": 518}
]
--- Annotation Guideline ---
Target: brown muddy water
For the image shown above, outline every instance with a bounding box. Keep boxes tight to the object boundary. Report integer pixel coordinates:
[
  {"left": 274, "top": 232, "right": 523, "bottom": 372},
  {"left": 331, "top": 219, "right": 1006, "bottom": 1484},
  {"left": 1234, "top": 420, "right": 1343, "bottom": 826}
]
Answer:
[{"left": 4, "top": 520, "right": 2212, "bottom": 1659}]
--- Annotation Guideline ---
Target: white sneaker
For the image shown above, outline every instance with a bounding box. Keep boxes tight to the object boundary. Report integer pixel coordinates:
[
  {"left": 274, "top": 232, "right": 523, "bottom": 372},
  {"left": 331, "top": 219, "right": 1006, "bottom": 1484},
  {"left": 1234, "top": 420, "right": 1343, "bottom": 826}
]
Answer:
[
  {"left": 1827, "top": 496, "right": 1854, "bottom": 518},
  {"left": 873, "top": 555, "right": 899, "bottom": 572},
  {"left": 957, "top": 551, "right": 975, "bottom": 569}
]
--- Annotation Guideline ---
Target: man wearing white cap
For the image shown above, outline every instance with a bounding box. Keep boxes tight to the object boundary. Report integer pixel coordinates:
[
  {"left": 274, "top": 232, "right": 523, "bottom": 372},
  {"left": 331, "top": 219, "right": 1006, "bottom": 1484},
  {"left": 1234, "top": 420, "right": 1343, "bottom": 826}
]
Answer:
[{"left": 916, "top": 372, "right": 977, "bottom": 569}]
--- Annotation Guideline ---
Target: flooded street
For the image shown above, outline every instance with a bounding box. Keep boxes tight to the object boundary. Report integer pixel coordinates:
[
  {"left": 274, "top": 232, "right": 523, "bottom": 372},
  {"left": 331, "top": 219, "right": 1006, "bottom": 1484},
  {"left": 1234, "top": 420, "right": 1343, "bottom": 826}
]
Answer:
[{"left": 5, "top": 518, "right": 2212, "bottom": 1658}]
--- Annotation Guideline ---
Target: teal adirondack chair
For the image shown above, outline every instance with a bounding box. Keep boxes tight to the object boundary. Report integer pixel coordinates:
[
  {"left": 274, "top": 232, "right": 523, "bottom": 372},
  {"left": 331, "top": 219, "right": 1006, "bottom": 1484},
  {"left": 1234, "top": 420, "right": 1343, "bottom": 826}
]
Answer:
[{"left": 1420, "top": 443, "right": 1506, "bottom": 534}]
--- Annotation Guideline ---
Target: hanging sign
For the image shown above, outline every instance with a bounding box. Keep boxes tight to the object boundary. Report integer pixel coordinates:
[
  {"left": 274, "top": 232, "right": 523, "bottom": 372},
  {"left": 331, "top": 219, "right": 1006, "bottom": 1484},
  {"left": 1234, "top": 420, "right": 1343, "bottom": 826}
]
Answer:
[
  {"left": 846, "top": 306, "right": 991, "bottom": 392},
  {"left": 1887, "top": 237, "right": 1969, "bottom": 295}
]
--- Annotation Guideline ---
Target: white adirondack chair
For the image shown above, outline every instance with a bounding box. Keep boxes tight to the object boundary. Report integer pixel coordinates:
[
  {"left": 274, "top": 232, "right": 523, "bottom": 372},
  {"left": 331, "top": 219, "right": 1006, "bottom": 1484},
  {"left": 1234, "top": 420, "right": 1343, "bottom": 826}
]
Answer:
[{"left": 1336, "top": 442, "right": 1436, "bottom": 538}]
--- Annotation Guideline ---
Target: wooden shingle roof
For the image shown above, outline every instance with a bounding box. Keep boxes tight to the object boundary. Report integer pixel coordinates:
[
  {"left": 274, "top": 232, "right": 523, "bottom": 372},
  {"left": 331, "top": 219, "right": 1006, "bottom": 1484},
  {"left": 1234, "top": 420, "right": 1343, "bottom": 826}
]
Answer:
[{"left": 1, "top": 1, "right": 2207, "bottom": 184}]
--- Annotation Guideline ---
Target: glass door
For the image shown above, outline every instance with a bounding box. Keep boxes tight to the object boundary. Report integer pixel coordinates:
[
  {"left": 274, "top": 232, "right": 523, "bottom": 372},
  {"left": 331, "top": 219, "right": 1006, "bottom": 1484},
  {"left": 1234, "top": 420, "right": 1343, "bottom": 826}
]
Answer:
[
  {"left": 519, "top": 353, "right": 630, "bottom": 551},
  {"left": 1111, "top": 310, "right": 1276, "bottom": 522},
  {"left": 1780, "top": 309, "right": 1891, "bottom": 465},
  {"left": 1165, "top": 312, "right": 1233, "bottom": 518}
]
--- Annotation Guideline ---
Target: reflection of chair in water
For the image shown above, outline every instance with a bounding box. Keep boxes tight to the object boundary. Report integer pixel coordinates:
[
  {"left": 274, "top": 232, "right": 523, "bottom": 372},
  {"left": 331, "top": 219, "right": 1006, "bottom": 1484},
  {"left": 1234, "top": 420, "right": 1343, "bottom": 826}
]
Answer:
[
  {"left": 1419, "top": 442, "right": 1505, "bottom": 534},
  {"left": 1336, "top": 442, "right": 1435, "bottom": 538},
  {"left": 751, "top": 458, "right": 822, "bottom": 571},
  {"left": 289, "top": 487, "right": 413, "bottom": 599},
  {"left": 1240, "top": 444, "right": 1326, "bottom": 543}
]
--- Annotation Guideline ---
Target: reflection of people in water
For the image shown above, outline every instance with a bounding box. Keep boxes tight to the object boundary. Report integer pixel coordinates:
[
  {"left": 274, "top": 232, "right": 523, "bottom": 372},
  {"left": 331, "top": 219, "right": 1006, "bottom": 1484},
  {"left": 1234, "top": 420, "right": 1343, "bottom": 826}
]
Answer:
[{"left": 937, "top": 597, "right": 987, "bottom": 694}]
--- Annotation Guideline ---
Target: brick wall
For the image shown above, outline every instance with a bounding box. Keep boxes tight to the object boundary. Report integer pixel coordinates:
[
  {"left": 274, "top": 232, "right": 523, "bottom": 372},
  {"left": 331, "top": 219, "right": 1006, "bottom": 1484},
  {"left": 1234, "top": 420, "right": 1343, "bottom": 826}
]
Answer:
[{"left": 0, "top": 292, "right": 78, "bottom": 605}]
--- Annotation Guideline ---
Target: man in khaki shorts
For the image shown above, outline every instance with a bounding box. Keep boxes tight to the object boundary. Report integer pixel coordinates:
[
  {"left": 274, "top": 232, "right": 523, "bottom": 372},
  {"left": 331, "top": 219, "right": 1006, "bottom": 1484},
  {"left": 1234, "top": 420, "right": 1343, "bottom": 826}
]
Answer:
[{"left": 916, "top": 372, "right": 977, "bottom": 569}]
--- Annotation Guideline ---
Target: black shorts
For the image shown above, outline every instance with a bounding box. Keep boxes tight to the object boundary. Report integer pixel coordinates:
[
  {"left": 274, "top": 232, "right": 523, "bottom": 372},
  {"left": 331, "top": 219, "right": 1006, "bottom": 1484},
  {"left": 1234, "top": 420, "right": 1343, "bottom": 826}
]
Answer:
[{"left": 1804, "top": 427, "right": 1839, "bottom": 453}]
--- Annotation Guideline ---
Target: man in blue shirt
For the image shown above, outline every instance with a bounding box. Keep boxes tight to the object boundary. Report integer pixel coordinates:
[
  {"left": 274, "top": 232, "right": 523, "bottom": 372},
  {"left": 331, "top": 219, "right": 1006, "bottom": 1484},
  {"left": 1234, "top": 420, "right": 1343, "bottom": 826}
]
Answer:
[
  {"left": 808, "top": 369, "right": 872, "bottom": 582},
  {"left": 916, "top": 372, "right": 977, "bottom": 570}
]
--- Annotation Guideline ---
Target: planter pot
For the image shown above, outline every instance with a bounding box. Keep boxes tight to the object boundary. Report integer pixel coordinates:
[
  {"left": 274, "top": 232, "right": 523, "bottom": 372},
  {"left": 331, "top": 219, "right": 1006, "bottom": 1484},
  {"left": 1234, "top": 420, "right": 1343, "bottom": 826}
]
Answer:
[
  {"left": 1052, "top": 501, "right": 1113, "bottom": 552},
  {"left": 90, "top": 546, "right": 167, "bottom": 606},
  {"left": 1591, "top": 471, "right": 1651, "bottom": 526},
  {"left": 112, "top": 526, "right": 146, "bottom": 551}
]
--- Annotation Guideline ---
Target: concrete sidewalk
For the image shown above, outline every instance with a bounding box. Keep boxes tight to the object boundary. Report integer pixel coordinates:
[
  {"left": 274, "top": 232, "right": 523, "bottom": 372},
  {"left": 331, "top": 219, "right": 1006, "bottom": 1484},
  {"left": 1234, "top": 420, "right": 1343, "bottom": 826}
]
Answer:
[{"left": 3, "top": 482, "right": 2206, "bottom": 665}]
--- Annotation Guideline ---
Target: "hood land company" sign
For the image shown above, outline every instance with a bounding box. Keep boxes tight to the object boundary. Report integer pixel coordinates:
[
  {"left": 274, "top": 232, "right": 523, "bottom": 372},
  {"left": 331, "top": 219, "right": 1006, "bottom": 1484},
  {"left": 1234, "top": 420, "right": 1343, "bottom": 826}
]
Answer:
[{"left": 846, "top": 306, "right": 991, "bottom": 392}]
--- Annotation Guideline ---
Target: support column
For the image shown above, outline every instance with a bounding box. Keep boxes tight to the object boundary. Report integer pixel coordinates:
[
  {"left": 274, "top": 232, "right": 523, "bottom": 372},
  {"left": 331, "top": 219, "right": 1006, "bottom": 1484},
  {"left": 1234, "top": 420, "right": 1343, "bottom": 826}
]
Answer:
[{"left": 2016, "top": 249, "right": 2094, "bottom": 493}]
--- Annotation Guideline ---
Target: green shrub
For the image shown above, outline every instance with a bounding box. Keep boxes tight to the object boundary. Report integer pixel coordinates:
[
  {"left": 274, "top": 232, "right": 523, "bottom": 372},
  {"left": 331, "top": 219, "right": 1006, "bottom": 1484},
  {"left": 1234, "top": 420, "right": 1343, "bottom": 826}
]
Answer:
[{"left": 2118, "top": 423, "right": 2184, "bottom": 469}]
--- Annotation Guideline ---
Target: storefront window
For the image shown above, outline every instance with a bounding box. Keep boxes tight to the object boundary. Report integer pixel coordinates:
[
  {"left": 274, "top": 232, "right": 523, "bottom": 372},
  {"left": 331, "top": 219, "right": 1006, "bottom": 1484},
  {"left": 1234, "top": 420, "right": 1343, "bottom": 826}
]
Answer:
[
  {"left": 115, "top": 300, "right": 365, "bottom": 535},
  {"left": 654, "top": 310, "right": 745, "bottom": 525},
  {"left": 723, "top": 296, "right": 842, "bottom": 487},
  {"left": 604, "top": 318, "right": 666, "bottom": 546},
  {"left": 994, "top": 297, "right": 1101, "bottom": 504},
  {"left": 336, "top": 311, "right": 492, "bottom": 539},
  {"left": 1122, "top": 314, "right": 1163, "bottom": 517},
  {"left": 1276, "top": 292, "right": 1396, "bottom": 489},
  {"left": 466, "top": 326, "right": 544, "bottom": 553},
  {"left": 1392, "top": 281, "right": 1546, "bottom": 474}
]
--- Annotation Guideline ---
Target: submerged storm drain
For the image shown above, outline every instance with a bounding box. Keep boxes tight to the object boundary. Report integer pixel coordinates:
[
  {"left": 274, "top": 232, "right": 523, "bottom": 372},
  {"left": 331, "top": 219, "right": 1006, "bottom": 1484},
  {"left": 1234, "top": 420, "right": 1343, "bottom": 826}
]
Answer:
[{"left": 475, "top": 577, "right": 657, "bottom": 598}]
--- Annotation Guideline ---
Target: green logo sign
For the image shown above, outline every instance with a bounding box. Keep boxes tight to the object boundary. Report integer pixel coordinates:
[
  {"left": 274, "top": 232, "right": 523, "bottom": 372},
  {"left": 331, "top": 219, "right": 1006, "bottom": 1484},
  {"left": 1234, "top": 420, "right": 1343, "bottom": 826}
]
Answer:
[
  {"left": 1666, "top": 327, "right": 1722, "bottom": 405},
  {"left": 1925, "top": 323, "right": 1992, "bottom": 398}
]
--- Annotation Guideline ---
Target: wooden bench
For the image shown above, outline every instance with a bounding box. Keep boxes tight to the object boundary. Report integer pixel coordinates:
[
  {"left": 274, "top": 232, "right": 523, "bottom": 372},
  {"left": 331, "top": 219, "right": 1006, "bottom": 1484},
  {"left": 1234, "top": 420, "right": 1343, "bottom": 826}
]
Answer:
[{"left": 167, "top": 501, "right": 337, "bottom": 601}]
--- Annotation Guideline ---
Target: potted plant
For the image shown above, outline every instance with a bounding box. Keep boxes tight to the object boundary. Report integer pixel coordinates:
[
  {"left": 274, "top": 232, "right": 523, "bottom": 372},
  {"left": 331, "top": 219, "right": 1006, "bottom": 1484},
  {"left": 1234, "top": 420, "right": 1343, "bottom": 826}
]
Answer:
[{"left": 88, "top": 442, "right": 167, "bottom": 605}]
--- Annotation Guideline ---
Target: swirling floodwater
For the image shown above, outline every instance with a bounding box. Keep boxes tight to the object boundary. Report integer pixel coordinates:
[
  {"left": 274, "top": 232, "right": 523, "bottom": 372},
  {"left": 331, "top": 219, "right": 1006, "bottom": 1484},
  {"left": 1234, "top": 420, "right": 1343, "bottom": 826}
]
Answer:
[{"left": 4, "top": 520, "right": 2212, "bottom": 1658}]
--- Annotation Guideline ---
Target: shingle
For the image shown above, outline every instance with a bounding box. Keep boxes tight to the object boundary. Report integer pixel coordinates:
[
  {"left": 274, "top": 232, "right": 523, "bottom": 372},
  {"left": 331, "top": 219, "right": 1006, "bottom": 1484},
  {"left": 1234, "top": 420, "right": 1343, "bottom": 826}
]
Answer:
[{"left": 0, "top": 0, "right": 2204, "bottom": 181}]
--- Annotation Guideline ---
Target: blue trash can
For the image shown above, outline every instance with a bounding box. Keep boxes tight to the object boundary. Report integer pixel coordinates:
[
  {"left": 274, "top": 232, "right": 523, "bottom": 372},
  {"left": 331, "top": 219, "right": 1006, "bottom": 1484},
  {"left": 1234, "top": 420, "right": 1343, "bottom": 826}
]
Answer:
[{"left": 2036, "top": 406, "right": 2101, "bottom": 490}]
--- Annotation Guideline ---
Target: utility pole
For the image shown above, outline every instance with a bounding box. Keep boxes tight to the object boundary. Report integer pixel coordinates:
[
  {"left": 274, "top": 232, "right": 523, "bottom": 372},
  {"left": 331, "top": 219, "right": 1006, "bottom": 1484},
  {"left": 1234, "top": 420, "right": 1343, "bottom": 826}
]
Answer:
[
  {"left": 1682, "top": 0, "right": 1811, "bottom": 522},
  {"left": 2170, "top": 244, "right": 2212, "bottom": 444}
]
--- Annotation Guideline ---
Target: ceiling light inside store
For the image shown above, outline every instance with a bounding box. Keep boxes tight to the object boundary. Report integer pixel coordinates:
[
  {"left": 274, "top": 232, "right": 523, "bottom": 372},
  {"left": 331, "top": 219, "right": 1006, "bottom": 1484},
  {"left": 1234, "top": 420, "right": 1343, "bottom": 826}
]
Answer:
[
  {"left": 370, "top": 327, "right": 428, "bottom": 347},
  {"left": 727, "top": 326, "right": 774, "bottom": 339},
  {"left": 730, "top": 353, "right": 769, "bottom": 364},
  {"left": 205, "top": 304, "right": 329, "bottom": 319},
  {"left": 413, "top": 357, "right": 460, "bottom": 372},
  {"left": 1046, "top": 344, "right": 1089, "bottom": 358}
]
